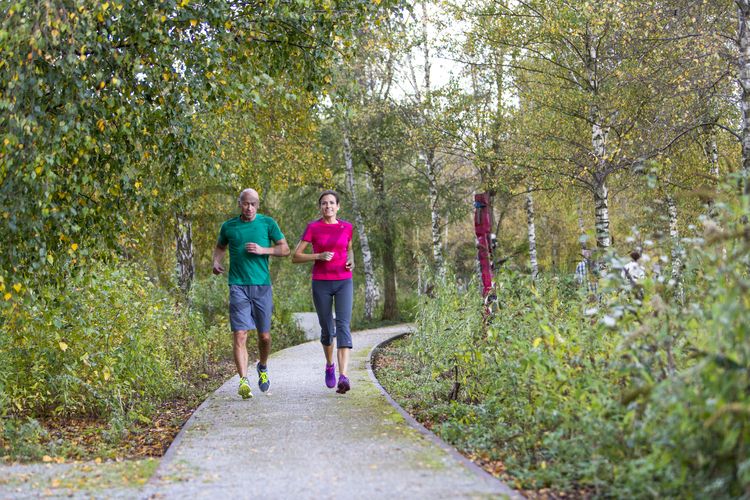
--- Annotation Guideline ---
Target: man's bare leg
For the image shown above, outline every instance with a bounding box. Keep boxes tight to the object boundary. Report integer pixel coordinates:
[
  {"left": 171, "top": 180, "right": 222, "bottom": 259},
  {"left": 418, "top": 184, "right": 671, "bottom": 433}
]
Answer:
[{"left": 233, "top": 330, "right": 248, "bottom": 378}]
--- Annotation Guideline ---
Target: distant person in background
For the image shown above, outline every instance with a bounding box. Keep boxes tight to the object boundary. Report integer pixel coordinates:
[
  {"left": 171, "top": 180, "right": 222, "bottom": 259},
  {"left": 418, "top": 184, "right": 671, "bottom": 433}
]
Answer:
[
  {"left": 292, "top": 190, "right": 355, "bottom": 394},
  {"left": 213, "top": 188, "right": 290, "bottom": 399},
  {"left": 622, "top": 250, "right": 646, "bottom": 297},
  {"left": 575, "top": 249, "right": 598, "bottom": 296}
]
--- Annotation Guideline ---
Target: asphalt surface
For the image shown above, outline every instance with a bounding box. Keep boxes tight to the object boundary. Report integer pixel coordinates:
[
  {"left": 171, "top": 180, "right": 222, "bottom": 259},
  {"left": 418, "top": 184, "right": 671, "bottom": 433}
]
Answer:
[
  {"left": 1, "top": 324, "right": 520, "bottom": 499},
  {"left": 143, "top": 324, "right": 519, "bottom": 499}
]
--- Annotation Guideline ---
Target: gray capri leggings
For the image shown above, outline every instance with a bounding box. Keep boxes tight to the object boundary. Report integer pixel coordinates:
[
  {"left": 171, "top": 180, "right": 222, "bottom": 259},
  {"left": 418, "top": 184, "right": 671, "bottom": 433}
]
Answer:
[{"left": 312, "top": 279, "right": 353, "bottom": 349}]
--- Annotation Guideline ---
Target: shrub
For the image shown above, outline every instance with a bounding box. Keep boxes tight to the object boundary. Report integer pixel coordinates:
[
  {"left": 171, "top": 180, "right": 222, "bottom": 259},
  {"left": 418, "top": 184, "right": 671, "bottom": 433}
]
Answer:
[
  {"left": 383, "top": 203, "right": 750, "bottom": 497},
  {"left": 0, "top": 263, "right": 216, "bottom": 419}
]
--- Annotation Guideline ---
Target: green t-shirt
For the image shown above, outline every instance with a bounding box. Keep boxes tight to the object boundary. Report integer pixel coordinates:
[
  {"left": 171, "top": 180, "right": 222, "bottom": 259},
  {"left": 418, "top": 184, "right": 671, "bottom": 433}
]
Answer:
[{"left": 217, "top": 214, "right": 285, "bottom": 285}]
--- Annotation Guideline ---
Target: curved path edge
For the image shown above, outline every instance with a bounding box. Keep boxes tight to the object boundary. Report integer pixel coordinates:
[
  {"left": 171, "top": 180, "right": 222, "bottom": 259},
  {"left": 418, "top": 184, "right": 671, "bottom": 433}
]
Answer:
[
  {"left": 367, "top": 329, "right": 522, "bottom": 500},
  {"left": 140, "top": 323, "right": 523, "bottom": 499}
]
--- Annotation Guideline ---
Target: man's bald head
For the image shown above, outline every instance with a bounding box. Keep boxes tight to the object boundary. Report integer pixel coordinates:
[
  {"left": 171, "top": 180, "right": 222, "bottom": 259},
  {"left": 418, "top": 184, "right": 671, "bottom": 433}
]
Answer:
[
  {"left": 238, "top": 188, "right": 260, "bottom": 221},
  {"left": 238, "top": 188, "right": 259, "bottom": 203}
]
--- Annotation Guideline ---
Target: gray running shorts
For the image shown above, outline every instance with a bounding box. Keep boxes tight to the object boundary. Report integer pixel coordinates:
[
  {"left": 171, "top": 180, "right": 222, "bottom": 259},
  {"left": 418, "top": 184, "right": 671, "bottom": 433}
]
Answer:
[{"left": 229, "top": 285, "right": 273, "bottom": 333}]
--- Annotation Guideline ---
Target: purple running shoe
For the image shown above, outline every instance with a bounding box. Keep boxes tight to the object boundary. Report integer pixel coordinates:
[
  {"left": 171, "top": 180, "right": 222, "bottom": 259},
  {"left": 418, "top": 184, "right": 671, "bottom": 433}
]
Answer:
[
  {"left": 336, "top": 374, "right": 350, "bottom": 394},
  {"left": 325, "top": 363, "right": 336, "bottom": 388}
]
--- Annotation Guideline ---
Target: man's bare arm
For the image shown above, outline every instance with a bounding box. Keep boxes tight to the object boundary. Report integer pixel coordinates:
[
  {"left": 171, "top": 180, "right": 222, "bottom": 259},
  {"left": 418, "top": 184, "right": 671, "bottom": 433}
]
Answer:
[
  {"left": 245, "top": 238, "right": 290, "bottom": 257},
  {"left": 212, "top": 244, "right": 227, "bottom": 274}
]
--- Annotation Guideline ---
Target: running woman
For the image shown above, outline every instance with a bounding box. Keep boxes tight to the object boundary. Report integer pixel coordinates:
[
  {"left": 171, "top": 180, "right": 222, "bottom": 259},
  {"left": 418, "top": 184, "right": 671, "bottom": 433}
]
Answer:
[{"left": 292, "top": 190, "right": 355, "bottom": 394}]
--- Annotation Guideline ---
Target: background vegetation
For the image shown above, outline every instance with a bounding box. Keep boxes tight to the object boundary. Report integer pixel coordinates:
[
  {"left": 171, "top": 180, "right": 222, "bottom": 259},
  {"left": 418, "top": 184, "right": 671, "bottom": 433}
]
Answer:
[{"left": 2, "top": 0, "right": 750, "bottom": 496}]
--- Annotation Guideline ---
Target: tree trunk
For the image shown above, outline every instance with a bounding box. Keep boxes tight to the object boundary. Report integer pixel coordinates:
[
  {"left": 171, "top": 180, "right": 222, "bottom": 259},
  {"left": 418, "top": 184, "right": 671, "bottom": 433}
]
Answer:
[
  {"left": 381, "top": 224, "right": 399, "bottom": 320},
  {"left": 175, "top": 213, "right": 195, "bottom": 296},
  {"left": 587, "top": 33, "right": 612, "bottom": 249},
  {"left": 343, "top": 133, "right": 380, "bottom": 320},
  {"left": 371, "top": 164, "right": 399, "bottom": 320},
  {"left": 593, "top": 176, "right": 612, "bottom": 249},
  {"left": 667, "top": 193, "right": 684, "bottom": 301},
  {"left": 525, "top": 190, "right": 538, "bottom": 282},
  {"left": 705, "top": 126, "right": 720, "bottom": 216},
  {"left": 738, "top": 1, "right": 750, "bottom": 196},
  {"left": 425, "top": 149, "right": 445, "bottom": 277}
]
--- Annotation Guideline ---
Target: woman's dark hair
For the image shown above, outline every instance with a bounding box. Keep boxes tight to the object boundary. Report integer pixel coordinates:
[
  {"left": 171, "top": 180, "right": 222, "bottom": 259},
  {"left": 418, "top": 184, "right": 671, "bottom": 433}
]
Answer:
[
  {"left": 318, "top": 190, "right": 340, "bottom": 205},
  {"left": 630, "top": 250, "right": 641, "bottom": 261}
]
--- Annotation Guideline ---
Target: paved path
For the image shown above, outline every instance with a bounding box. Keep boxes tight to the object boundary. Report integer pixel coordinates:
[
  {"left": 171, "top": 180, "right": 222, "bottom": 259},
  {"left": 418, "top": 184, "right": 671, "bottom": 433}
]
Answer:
[
  {"left": 1, "top": 324, "right": 520, "bottom": 499},
  {"left": 143, "top": 325, "right": 519, "bottom": 499},
  {"left": 292, "top": 311, "right": 320, "bottom": 341}
]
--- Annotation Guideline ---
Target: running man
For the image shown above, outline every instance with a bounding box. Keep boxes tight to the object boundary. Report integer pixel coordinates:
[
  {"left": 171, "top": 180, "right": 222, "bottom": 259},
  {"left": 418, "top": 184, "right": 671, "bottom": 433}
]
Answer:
[{"left": 213, "top": 188, "right": 290, "bottom": 399}]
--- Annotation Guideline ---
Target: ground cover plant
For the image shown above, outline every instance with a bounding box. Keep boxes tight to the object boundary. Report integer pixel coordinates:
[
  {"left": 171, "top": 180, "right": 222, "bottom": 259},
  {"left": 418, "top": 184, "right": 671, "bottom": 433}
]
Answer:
[
  {"left": 0, "top": 266, "right": 304, "bottom": 462},
  {"left": 375, "top": 201, "right": 750, "bottom": 498}
]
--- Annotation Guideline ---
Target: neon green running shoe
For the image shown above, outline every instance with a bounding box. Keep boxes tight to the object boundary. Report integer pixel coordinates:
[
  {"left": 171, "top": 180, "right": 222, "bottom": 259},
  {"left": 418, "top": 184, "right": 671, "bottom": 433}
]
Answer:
[
  {"left": 256, "top": 362, "right": 270, "bottom": 393},
  {"left": 238, "top": 376, "right": 253, "bottom": 399}
]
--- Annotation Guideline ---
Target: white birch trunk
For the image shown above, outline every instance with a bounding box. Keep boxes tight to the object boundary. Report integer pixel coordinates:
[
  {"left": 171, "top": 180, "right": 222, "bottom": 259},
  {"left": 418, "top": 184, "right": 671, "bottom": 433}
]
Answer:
[
  {"left": 593, "top": 177, "right": 611, "bottom": 248},
  {"left": 526, "top": 190, "right": 539, "bottom": 282},
  {"left": 425, "top": 151, "right": 445, "bottom": 278},
  {"left": 706, "top": 127, "right": 720, "bottom": 216},
  {"left": 738, "top": 1, "right": 750, "bottom": 196},
  {"left": 667, "top": 193, "right": 684, "bottom": 301},
  {"left": 707, "top": 131, "right": 720, "bottom": 179},
  {"left": 175, "top": 213, "right": 195, "bottom": 296},
  {"left": 343, "top": 133, "right": 380, "bottom": 319},
  {"left": 587, "top": 32, "right": 612, "bottom": 249},
  {"left": 417, "top": 2, "right": 444, "bottom": 279}
]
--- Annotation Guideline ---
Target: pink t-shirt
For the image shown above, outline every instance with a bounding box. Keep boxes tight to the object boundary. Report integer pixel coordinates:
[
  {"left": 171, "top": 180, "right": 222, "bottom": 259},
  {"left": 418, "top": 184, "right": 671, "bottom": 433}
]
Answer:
[{"left": 301, "top": 219, "right": 354, "bottom": 280}]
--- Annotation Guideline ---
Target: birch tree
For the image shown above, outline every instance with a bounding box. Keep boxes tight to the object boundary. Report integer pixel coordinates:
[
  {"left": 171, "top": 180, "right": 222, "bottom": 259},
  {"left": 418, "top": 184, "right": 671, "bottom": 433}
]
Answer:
[
  {"left": 526, "top": 190, "right": 539, "bottom": 281},
  {"left": 401, "top": 0, "right": 447, "bottom": 278},
  {"left": 458, "top": 0, "right": 731, "bottom": 252},
  {"left": 343, "top": 133, "right": 380, "bottom": 320}
]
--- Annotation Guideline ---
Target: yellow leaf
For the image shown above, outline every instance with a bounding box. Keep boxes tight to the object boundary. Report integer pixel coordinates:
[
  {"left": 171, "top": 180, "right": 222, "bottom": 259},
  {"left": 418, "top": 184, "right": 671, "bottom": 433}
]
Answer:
[
  {"left": 94, "top": 457, "right": 102, "bottom": 464},
  {"left": 71, "top": 243, "right": 78, "bottom": 251},
  {"left": 13, "top": 283, "right": 21, "bottom": 292},
  {"left": 35, "top": 166, "right": 43, "bottom": 175},
  {"left": 190, "top": 19, "right": 198, "bottom": 27},
  {"left": 533, "top": 337, "right": 542, "bottom": 348},
  {"left": 42, "top": 455, "right": 53, "bottom": 462},
  {"left": 59, "top": 342, "right": 68, "bottom": 352},
  {"left": 103, "top": 368, "right": 111, "bottom": 381},
  {"left": 3, "top": 293, "right": 11, "bottom": 301}
]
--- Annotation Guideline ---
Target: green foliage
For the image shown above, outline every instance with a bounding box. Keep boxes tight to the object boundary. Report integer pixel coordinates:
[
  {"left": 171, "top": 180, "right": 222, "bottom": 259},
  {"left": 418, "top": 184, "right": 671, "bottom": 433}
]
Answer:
[
  {"left": 0, "top": 0, "right": 403, "bottom": 290},
  {"left": 381, "top": 202, "right": 750, "bottom": 497},
  {"left": 0, "top": 262, "right": 216, "bottom": 419},
  {"left": 1, "top": 418, "right": 48, "bottom": 462}
]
